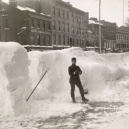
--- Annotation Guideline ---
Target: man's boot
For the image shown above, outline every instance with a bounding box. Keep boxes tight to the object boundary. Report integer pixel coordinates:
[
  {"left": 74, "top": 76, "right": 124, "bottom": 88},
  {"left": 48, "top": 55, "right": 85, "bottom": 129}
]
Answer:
[
  {"left": 82, "top": 97, "right": 89, "bottom": 102},
  {"left": 72, "top": 98, "right": 76, "bottom": 103}
]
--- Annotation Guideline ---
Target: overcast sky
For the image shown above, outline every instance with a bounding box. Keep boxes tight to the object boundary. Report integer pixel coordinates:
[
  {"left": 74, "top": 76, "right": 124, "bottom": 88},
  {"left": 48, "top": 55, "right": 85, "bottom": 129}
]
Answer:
[
  {"left": 3, "top": 0, "right": 129, "bottom": 26},
  {"left": 64, "top": 0, "right": 129, "bottom": 26}
]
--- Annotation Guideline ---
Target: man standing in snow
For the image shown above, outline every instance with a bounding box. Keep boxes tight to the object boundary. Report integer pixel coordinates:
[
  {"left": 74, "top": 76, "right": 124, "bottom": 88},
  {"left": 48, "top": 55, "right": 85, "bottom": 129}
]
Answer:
[{"left": 68, "top": 57, "right": 88, "bottom": 103}]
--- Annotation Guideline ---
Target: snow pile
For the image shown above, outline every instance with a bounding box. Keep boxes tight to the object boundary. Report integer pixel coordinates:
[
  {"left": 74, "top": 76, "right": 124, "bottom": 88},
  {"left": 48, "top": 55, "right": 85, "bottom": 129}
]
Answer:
[
  {"left": 28, "top": 50, "right": 71, "bottom": 101},
  {"left": 28, "top": 47, "right": 129, "bottom": 102},
  {"left": 1, "top": 44, "right": 129, "bottom": 128},
  {"left": 0, "top": 42, "right": 30, "bottom": 116},
  {"left": 1, "top": 44, "right": 129, "bottom": 117}
]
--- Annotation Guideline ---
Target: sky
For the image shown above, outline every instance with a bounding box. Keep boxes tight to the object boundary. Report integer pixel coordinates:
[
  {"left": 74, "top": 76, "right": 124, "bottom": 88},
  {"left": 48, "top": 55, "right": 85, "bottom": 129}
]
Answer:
[
  {"left": 64, "top": 0, "right": 129, "bottom": 26},
  {"left": 2, "top": 0, "right": 129, "bottom": 26}
]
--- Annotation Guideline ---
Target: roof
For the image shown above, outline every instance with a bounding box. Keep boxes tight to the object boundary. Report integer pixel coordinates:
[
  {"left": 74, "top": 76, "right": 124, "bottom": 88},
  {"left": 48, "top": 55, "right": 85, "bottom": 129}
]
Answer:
[
  {"left": 17, "top": 6, "right": 36, "bottom": 13},
  {"left": 117, "top": 26, "right": 129, "bottom": 34},
  {"left": 101, "top": 20, "right": 116, "bottom": 25},
  {"left": 118, "top": 26, "right": 129, "bottom": 31},
  {"left": 16, "top": 5, "right": 51, "bottom": 18},
  {"left": 89, "top": 20, "right": 104, "bottom": 26},
  {"left": 72, "top": 7, "right": 88, "bottom": 14},
  {"left": 62, "top": 0, "right": 88, "bottom": 14},
  {"left": 2, "top": 0, "right": 9, "bottom": 4}
]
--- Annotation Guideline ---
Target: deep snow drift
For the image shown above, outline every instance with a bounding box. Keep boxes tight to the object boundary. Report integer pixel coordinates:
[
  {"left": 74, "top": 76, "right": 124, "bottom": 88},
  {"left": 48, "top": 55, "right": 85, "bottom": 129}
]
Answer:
[
  {"left": 28, "top": 47, "right": 129, "bottom": 102},
  {"left": 0, "top": 42, "right": 30, "bottom": 116},
  {"left": 1, "top": 42, "right": 129, "bottom": 129}
]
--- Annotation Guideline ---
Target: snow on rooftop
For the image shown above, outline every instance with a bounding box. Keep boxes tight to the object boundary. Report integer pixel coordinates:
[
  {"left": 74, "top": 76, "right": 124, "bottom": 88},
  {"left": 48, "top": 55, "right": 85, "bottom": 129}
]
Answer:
[
  {"left": 2, "top": 0, "right": 9, "bottom": 4},
  {"left": 89, "top": 20, "right": 104, "bottom": 26},
  {"left": 17, "top": 6, "right": 36, "bottom": 12},
  {"left": 40, "top": 13, "right": 51, "bottom": 17},
  {"left": 88, "top": 30, "right": 92, "bottom": 33}
]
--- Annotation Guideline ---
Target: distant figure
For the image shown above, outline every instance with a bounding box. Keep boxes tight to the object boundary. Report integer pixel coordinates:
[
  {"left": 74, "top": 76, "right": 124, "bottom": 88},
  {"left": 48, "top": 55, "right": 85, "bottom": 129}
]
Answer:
[{"left": 68, "top": 57, "right": 88, "bottom": 103}]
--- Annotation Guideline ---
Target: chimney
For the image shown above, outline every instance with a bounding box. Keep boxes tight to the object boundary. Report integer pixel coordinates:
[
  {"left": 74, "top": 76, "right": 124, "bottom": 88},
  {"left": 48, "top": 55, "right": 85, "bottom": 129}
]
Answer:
[
  {"left": 9, "top": 0, "right": 17, "bottom": 8},
  {"left": 35, "top": 0, "right": 40, "bottom": 13}
]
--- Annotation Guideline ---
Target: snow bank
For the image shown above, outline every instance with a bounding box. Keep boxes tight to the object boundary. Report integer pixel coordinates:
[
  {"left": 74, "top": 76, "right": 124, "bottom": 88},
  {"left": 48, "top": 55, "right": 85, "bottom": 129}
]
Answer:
[
  {"left": 0, "top": 42, "right": 30, "bottom": 116},
  {"left": 28, "top": 48, "right": 129, "bottom": 102},
  {"left": 1, "top": 44, "right": 129, "bottom": 117}
]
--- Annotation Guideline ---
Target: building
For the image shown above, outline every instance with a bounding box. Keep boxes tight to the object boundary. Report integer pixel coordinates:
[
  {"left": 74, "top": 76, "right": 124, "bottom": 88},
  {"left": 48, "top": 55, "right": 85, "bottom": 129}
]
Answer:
[
  {"left": 69, "top": 7, "right": 88, "bottom": 47},
  {"left": 116, "top": 26, "right": 129, "bottom": 51},
  {"left": 87, "top": 29, "right": 95, "bottom": 47},
  {"left": 15, "top": 0, "right": 89, "bottom": 48},
  {"left": 0, "top": 0, "right": 52, "bottom": 46},
  {"left": 88, "top": 18, "right": 105, "bottom": 48},
  {"left": 101, "top": 20, "right": 116, "bottom": 50},
  {"left": 0, "top": 1, "right": 9, "bottom": 42}
]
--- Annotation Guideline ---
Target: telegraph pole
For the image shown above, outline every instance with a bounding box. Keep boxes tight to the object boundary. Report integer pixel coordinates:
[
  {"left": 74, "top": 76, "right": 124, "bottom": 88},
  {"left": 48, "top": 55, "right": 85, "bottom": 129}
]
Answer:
[
  {"left": 123, "top": 0, "right": 124, "bottom": 26},
  {"left": 0, "top": 1, "right": 6, "bottom": 41},
  {"left": 99, "top": 0, "right": 102, "bottom": 53}
]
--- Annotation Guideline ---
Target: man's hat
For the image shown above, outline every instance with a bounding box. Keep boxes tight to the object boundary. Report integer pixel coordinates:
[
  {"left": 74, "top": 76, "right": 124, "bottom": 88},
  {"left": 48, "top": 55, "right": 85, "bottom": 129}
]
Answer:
[{"left": 71, "top": 57, "right": 76, "bottom": 61}]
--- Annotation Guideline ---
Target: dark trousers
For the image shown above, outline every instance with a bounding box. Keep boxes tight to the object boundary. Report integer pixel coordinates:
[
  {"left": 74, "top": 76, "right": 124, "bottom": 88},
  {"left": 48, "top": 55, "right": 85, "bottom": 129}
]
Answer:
[{"left": 70, "top": 81, "right": 85, "bottom": 100}]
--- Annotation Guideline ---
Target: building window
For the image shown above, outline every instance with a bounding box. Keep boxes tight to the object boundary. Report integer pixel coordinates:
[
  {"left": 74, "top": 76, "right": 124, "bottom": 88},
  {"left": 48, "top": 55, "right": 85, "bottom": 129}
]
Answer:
[
  {"left": 76, "top": 17, "right": 78, "bottom": 24},
  {"left": 42, "top": 22, "right": 45, "bottom": 30},
  {"left": 67, "top": 12, "right": 69, "bottom": 20},
  {"left": 116, "top": 35, "right": 118, "bottom": 39},
  {"left": 38, "top": 21, "right": 40, "bottom": 29},
  {"left": 72, "top": 27, "right": 74, "bottom": 34},
  {"left": 119, "top": 35, "right": 120, "bottom": 39},
  {"left": 53, "top": 21, "right": 56, "bottom": 31},
  {"left": 21, "top": 19, "right": 26, "bottom": 27},
  {"left": 78, "top": 17, "right": 80, "bottom": 24},
  {"left": 76, "top": 28, "right": 78, "bottom": 35},
  {"left": 58, "top": 21, "right": 61, "bottom": 31},
  {"left": 72, "top": 14, "right": 74, "bottom": 22},
  {"left": 37, "top": 35, "right": 40, "bottom": 45},
  {"left": 53, "top": 35, "right": 56, "bottom": 45},
  {"left": 53, "top": 7, "right": 56, "bottom": 16},
  {"left": 31, "top": 34, "right": 35, "bottom": 45},
  {"left": 67, "top": 23, "right": 69, "bottom": 33},
  {"left": 73, "top": 39, "right": 75, "bottom": 46},
  {"left": 63, "top": 35, "right": 65, "bottom": 45},
  {"left": 82, "top": 19, "right": 84, "bottom": 25},
  {"left": 58, "top": 35, "right": 61, "bottom": 45},
  {"left": 67, "top": 36, "right": 69, "bottom": 45},
  {"left": 62, "top": 10, "right": 65, "bottom": 19},
  {"left": 46, "top": 36, "right": 51, "bottom": 46},
  {"left": 58, "top": 9, "right": 60, "bottom": 17},
  {"left": 31, "top": 19, "right": 35, "bottom": 28},
  {"left": 43, "top": 35, "right": 45, "bottom": 46},
  {"left": 82, "top": 29, "right": 83, "bottom": 35},
  {"left": 82, "top": 40, "right": 84, "bottom": 46},
  {"left": 79, "top": 29, "right": 81, "bottom": 35},
  {"left": 5, "top": 19, "right": 9, "bottom": 28},
  {"left": 77, "top": 39, "right": 79, "bottom": 46},
  {"left": 48, "top": 23, "right": 51, "bottom": 31},
  {"left": 62, "top": 22, "right": 65, "bottom": 32}
]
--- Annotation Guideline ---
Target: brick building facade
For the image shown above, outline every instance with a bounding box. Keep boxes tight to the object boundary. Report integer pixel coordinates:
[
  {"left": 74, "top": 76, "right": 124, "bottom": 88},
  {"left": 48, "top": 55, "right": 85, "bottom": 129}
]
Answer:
[
  {"left": 88, "top": 18, "right": 105, "bottom": 48},
  {"left": 101, "top": 20, "right": 116, "bottom": 50},
  {"left": 0, "top": 0, "right": 52, "bottom": 46},
  {"left": 116, "top": 26, "right": 129, "bottom": 51},
  {"left": 16, "top": 0, "right": 89, "bottom": 48}
]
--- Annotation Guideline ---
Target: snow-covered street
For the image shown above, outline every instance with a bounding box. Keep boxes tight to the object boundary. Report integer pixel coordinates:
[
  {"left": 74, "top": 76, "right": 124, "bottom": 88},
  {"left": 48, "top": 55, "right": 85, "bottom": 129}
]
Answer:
[{"left": 1, "top": 42, "right": 129, "bottom": 129}]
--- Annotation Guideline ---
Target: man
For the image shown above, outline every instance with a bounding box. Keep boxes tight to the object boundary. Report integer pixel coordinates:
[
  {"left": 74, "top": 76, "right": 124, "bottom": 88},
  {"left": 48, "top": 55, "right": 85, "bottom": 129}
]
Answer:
[{"left": 68, "top": 57, "right": 88, "bottom": 103}]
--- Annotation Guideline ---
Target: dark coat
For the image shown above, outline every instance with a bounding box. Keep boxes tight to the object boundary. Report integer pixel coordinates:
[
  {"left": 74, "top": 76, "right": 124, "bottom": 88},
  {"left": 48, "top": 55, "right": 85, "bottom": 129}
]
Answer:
[{"left": 68, "top": 64, "right": 82, "bottom": 83}]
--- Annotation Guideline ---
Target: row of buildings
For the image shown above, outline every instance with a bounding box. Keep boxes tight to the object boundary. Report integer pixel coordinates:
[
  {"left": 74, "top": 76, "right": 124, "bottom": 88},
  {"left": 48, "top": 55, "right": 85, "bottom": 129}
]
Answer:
[{"left": 0, "top": 0, "right": 129, "bottom": 52}]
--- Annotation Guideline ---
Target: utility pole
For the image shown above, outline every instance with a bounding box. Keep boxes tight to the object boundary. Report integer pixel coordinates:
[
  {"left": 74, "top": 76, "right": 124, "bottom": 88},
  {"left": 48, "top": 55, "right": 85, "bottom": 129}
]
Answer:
[
  {"left": 0, "top": 1, "right": 6, "bottom": 42},
  {"left": 123, "top": 0, "right": 124, "bottom": 26},
  {"left": 99, "top": 0, "right": 102, "bottom": 53}
]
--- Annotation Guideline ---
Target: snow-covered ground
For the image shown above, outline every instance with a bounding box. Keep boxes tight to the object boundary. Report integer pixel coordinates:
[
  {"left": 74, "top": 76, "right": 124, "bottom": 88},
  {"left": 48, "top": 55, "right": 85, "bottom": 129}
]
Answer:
[{"left": 1, "top": 42, "right": 129, "bottom": 129}]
